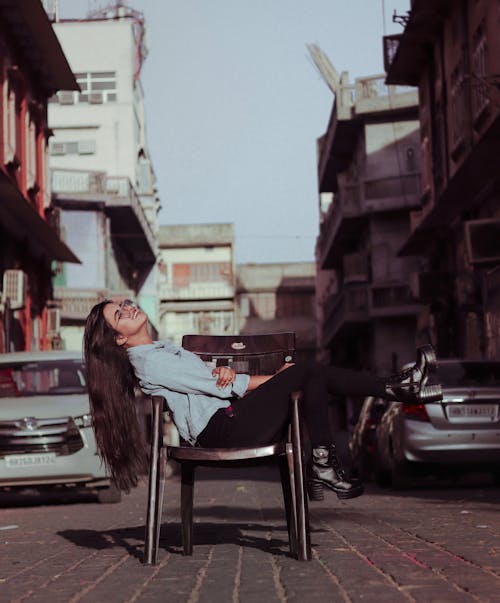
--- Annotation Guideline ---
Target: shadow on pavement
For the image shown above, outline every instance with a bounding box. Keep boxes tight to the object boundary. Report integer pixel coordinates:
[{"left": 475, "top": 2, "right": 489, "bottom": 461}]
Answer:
[{"left": 58, "top": 519, "right": 300, "bottom": 560}]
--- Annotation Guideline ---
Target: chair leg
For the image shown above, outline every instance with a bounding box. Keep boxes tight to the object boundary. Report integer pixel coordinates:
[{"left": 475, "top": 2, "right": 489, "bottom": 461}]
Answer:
[
  {"left": 279, "top": 444, "right": 298, "bottom": 557},
  {"left": 180, "top": 462, "right": 195, "bottom": 555},
  {"left": 291, "top": 394, "right": 312, "bottom": 561},
  {"left": 144, "top": 396, "right": 165, "bottom": 565}
]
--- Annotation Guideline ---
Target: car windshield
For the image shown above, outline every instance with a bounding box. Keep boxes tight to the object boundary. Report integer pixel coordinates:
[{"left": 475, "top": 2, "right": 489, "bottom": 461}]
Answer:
[
  {"left": 0, "top": 360, "right": 87, "bottom": 397},
  {"left": 428, "top": 362, "right": 500, "bottom": 387}
]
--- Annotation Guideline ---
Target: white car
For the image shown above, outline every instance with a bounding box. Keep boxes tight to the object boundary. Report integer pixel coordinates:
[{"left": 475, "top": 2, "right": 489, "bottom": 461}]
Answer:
[{"left": 0, "top": 350, "right": 121, "bottom": 503}]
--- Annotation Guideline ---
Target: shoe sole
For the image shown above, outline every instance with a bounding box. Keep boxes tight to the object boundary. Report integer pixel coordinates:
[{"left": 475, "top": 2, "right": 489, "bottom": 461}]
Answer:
[
  {"left": 308, "top": 478, "right": 364, "bottom": 500},
  {"left": 420, "top": 384, "right": 443, "bottom": 403}
]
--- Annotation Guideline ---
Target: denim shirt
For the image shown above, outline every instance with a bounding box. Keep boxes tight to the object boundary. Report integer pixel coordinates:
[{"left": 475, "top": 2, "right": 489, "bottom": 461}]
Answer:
[{"left": 127, "top": 340, "right": 250, "bottom": 445}]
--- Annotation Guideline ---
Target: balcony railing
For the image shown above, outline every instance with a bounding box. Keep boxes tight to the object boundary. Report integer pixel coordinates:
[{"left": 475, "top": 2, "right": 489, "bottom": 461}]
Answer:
[
  {"left": 322, "top": 281, "right": 420, "bottom": 344},
  {"left": 51, "top": 168, "right": 106, "bottom": 195},
  {"left": 159, "top": 282, "right": 234, "bottom": 301},
  {"left": 355, "top": 74, "right": 415, "bottom": 102},
  {"left": 318, "top": 173, "right": 421, "bottom": 267},
  {"left": 53, "top": 287, "right": 106, "bottom": 320},
  {"left": 53, "top": 287, "right": 134, "bottom": 320},
  {"left": 323, "top": 283, "right": 371, "bottom": 343},
  {"left": 343, "top": 251, "right": 370, "bottom": 283}
]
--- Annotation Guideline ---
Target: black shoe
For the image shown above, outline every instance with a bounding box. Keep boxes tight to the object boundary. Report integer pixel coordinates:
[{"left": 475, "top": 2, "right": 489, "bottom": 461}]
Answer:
[
  {"left": 308, "top": 444, "right": 364, "bottom": 501},
  {"left": 385, "top": 344, "right": 443, "bottom": 404}
]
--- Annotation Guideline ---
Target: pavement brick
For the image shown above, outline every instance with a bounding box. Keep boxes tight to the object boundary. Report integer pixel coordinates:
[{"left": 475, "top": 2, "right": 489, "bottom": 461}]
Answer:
[{"left": 0, "top": 466, "right": 499, "bottom": 602}]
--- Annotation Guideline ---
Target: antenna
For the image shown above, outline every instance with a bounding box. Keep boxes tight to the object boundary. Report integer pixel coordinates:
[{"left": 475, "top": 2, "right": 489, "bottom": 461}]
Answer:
[{"left": 306, "top": 43, "right": 340, "bottom": 94}]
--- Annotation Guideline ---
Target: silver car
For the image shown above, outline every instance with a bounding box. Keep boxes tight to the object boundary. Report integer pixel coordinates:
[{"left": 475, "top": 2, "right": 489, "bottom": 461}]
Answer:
[
  {"left": 375, "top": 359, "right": 500, "bottom": 488},
  {"left": 0, "top": 350, "right": 120, "bottom": 502}
]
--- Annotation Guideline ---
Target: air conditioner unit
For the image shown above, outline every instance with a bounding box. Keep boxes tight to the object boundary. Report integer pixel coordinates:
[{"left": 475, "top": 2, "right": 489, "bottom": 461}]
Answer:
[
  {"left": 2, "top": 270, "right": 27, "bottom": 310},
  {"left": 465, "top": 219, "right": 500, "bottom": 265},
  {"left": 47, "top": 307, "right": 61, "bottom": 336}
]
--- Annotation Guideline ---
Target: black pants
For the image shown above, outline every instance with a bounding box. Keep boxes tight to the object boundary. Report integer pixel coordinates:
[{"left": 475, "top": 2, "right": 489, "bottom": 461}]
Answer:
[{"left": 197, "top": 361, "right": 386, "bottom": 448}]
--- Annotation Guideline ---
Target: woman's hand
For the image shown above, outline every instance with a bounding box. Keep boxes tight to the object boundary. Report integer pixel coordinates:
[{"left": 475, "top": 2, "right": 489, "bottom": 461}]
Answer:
[
  {"left": 212, "top": 366, "right": 236, "bottom": 389},
  {"left": 277, "top": 362, "right": 295, "bottom": 373}
]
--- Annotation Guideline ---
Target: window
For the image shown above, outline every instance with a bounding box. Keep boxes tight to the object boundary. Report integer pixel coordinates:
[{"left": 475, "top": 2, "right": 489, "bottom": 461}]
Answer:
[
  {"left": 0, "top": 361, "right": 86, "bottom": 397},
  {"left": 450, "top": 62, "right": 465, "bottom": 148},
  {"left": 471, "top": 22, "right": 489, "bottom": 120},
  {"left": 53, "top": 72, "right": 117, "bottom": 105},
  {"left": 3, "top": 82, "right": 16, "bottom": 164},
  {"left": 25, "top": 112, "right": 37, "bottom": 189},
  {"left": 49, "top": 139, "right": 96, "bottom": 156},
  {"left": 172, "top": 262, "right": 232, "bottom": 287}
]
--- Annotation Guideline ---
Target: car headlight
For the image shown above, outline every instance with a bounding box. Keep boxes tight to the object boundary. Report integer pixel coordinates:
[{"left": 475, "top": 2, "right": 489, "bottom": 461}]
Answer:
[{"left": 74, "top": 414, "right": 93, "bottom": 428}]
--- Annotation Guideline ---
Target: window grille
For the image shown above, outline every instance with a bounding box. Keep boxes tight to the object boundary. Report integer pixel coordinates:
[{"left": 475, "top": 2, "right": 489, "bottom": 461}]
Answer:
[
  {"left": 49, "top": 140, "right": 96, "bottom": 156},
  {"left": 450, "top": 62, "right": 465, "bottom": 147}
]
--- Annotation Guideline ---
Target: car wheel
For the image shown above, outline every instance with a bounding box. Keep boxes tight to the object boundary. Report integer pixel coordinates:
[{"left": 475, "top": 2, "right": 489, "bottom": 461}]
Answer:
[{"left": 96, "top": 484, "right": 122, "bottom": 504}]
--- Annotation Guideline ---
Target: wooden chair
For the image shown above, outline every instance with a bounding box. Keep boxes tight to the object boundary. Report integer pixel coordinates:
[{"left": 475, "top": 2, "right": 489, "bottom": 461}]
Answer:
[{"left": 144, "top": 332, "right": 311, "bottom": 564}]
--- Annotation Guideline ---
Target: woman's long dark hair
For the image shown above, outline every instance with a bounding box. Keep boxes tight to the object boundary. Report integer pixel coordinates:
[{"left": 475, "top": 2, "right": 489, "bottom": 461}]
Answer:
[{"left": 83, "top": 301, "right": 148, "bottom": 492}]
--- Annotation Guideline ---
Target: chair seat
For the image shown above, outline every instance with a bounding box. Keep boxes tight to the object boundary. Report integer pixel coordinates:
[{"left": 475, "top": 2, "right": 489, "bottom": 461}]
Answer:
[{"left": 166, "top": 442, "right": 285, "bottom": 462}]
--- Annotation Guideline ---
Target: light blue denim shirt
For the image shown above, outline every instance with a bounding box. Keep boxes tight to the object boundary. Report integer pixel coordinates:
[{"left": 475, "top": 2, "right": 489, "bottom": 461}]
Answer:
[{"left": 127, "top": 340, "right": 250, "bottom": 445}]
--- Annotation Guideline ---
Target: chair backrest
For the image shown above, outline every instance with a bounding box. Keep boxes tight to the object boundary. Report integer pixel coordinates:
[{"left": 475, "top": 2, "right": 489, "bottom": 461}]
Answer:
[{"left": 181, "top": 332, "right": 296, "bottom": 376}]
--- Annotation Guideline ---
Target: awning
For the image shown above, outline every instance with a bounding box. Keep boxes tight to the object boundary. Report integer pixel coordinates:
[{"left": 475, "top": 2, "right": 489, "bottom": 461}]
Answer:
[
  {"left": 0, "top": 0, "right": 78, "bottom": 94},
  {"left": 0, "top": 170, "right": 80, "bottom": 263}
]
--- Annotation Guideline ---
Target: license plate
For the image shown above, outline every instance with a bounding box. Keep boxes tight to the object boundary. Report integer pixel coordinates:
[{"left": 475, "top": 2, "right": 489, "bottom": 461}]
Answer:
[
  {"left": 447, "top": 404, "right": 498, "bottom": 422},
  {"left": 5, "top": 453, "right": 57, "bottom": 468}
]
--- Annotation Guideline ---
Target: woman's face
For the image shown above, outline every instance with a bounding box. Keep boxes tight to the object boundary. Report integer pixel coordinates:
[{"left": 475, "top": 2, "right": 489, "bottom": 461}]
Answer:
[{"left": 102, "top": 299, "right": 149, "bottom": 345}]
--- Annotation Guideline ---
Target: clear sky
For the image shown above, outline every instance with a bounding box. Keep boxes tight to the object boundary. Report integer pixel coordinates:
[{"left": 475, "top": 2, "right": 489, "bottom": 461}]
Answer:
[{"left": 59, "top": 0, "right": 411, "bottom": 264}]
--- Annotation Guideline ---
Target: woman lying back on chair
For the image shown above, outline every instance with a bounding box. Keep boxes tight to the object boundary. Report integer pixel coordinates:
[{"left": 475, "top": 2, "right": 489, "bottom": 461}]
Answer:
[{"left": 83, "top": 299, "right": 442, "bottom": 500}]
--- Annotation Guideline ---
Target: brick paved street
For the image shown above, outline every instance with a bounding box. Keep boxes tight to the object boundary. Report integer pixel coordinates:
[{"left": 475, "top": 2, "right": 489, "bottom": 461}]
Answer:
[{"left": 0, "top": 467, "right": 499, "bottom": 603}]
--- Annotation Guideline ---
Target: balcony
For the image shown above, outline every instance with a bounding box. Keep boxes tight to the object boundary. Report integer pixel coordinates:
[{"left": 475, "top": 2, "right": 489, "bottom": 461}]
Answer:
[
  {"left": 159, "top": 281, "right": 234, "bottom": 302},
  {"left": 323, "top": 283, "right": 371, "bottom": 346},
  {"left": 370, "top": 283, "right": 421, "bottom": 318},
  {"left": 318, "top": 173, "right": 421, "bottom": 269},
  {"left": 106, "top": 176, "right": 156, "bottom": 264},
  {"left": 354, "top": 75, "right": 417, "bottom": 114},
  {"left": 53, "top": 287, "right": 134, "bottom": 320},
  {"left": 51, "top": 169, "right": 156, "bottom": 267},
  {"left": 322, "top": 281, "right": 421, "bottom": 346},
  {"left": 51, "top": 169, "right": 107, "bottom": 201}
]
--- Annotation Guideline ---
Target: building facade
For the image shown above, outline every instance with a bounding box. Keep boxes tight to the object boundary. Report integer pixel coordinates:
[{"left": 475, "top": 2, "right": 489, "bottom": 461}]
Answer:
[
  {"left": 236, "top": 262, "right": 317, "bottom": 361},
  {"left": 385, "top": 0, "right": 500, "bottom": 360},
  {"left": 47, "top": 5, "right": 160, "bottom": 349},
  {"left": 0, "top": 0, "right": 79, "bottom": 352},
  {"left": 316, "top": 71, "right": 423, "bottom": 378},
  {"left": 158, "top": 224, "right": 236, "bottom": 344}
]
